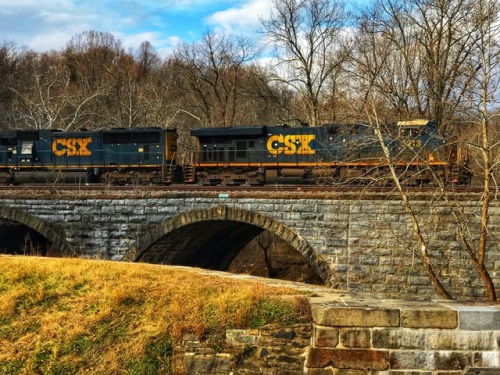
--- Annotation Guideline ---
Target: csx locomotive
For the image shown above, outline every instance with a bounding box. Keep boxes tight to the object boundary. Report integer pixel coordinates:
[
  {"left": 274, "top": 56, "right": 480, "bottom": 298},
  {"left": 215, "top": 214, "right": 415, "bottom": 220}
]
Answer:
[
  {"left": 0, "top": 128, "right": 177, "bottom": 185},
  {"left": 190, "top": 119, "right": 471, "bottom": 186},
  {"left": 0, "top": 119, "right": 471, "bottom": 186}
]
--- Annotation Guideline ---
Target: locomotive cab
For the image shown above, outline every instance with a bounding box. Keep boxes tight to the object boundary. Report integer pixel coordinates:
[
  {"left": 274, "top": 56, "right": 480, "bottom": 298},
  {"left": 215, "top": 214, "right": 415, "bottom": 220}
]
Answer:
[
  {"left": 394, "top": 119, "right": 450, "bottom": 184},
  {"left": 396, "top": 119, "right": 443, "bottom": 161}
]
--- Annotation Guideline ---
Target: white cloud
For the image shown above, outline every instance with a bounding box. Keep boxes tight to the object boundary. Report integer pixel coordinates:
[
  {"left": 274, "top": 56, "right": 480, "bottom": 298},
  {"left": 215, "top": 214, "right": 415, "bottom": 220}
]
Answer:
[
  {"left": 0, "top": 0, "right": 274, "bottom": 56},
  {"left": 205, "top": 0, "right": 272, "bottom": 34},
  {"left": 0, "top": 0, "right": 95, "bottom": 50}
]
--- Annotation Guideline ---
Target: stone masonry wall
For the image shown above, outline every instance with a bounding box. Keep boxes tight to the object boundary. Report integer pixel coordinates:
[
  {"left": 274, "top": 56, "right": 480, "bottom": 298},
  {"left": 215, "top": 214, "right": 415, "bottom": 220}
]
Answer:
[
  {"left": 307, "top": 295, "right": 500, "bottom": 374},
  {"left": 0, "top": 191, "right": 499, "bottom": 300},
  {"left": 162, "top": 275, "right": 500, "bottom": 374},
  {"left": 173, "top": 324, "right": 312, "bottom": 374}
]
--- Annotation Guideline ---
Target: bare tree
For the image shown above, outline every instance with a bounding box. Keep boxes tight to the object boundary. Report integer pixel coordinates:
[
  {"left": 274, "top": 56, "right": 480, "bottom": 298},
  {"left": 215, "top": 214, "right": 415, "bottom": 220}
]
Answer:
[
  {"left": 8, "top": 50, "right": 111, "bottom": 130},
  {"left": 353, "top": 0, "right": 500, "bottom": 300},
  {"left": 455, "top": 0, "right": 500, "bottom": 300},
  {"left": 260, "top": 0, "right": 349, "bottom": 126},
  {"left": 135, "top": 41, "right": 161, "bottom": 77},
  {"left": 63, "top": 30, "right": 128, "bottom": 129},
  {"left": 0, "top": 41, "right": 22, "bottom": 128},
  {"left": 172, "top": 30, "right": 258, "bottom": 127},
  {"left": 354, "top": 0, "right": 484, "bottom": 134},
  {"left": 139, "top": 61, "right": 182, "bottom": 128}
]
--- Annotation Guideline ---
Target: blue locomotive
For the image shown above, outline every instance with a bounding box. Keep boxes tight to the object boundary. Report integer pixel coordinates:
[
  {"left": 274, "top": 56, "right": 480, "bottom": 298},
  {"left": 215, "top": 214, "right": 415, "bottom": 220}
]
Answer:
[
  {"left": 0, "top": 128, "right": 177, "bottom": 184},
  {"left": 190, "top": 119, "right": 471, "bottom": 186},
  {"left": 0, "top": 120, "right": 471, "bottom": 186}
]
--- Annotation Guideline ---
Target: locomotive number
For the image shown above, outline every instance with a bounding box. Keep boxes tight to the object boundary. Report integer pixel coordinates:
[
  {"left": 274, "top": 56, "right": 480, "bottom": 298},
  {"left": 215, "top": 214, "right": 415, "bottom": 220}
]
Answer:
[
  {"left": 52, "top": 137, "right": 92, "bottom": 156},
  {"left": 267, "top": 134, "right": 315, "bottom": 155},
  {"left": 402, "top": 139, "right": 422, "bottom": 149}
]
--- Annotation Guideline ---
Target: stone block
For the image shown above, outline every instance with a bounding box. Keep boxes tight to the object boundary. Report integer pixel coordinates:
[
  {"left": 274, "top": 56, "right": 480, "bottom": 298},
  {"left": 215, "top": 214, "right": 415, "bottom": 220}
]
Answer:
[
  {"left": 473, "top": 351, "right": 500, "bottom": 367},
  {"left": 183, "top": 353, "right": 233, "bottom": 374},
  {"left": 314, "top": 327, "right": 339, "bottom": 348},
  {"left": 306, "top": 368, "right": 334, "bottom": 375},
  {"left": 311, "top": 303, "right": 400, "bottom": 327},
  {"left": 307, "top": 348, "right": 389, "bottom": 370},
  {"left": 372, "top": 328, "right": 425, "bottom": 350},
  {"left": 389, "top": 351, "right": 473, "bottom": 371},
  {"left": 340, "top": 328, "right": 371, "bottom": 348},
  {"left": 425, "top": 331, "right": 500, "bottom": 351},
  {"left": 332, "top": 370, "right": 373, "bottom": 375},
  {"left": 400, "top": 307, "right": 458, "bottom": 329},
  {"left": 225, "top": 329, "right": 259, "bottom": 347},
  {"left": 455, "top": 306, "right": 500, "bottom": 331}
]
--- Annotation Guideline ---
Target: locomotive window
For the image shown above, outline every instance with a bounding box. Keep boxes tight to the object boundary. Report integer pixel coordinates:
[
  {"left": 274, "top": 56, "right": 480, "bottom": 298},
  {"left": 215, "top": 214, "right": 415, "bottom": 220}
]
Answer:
[
  {"left": 103, "top": 132, "right": 130, "bottom": 144},
  {"left": 400, "top": 127, "right": 421, "bottom": 137},
  {"left": 17, "top": 131, "right": 39, "bottom": 141},
  {"left": 21, "top": 142, "right": 33, "bottom": 155},
  {"left": 236, "top": 141, "right": 247, "bottom": 158},
  {"left": 103, "top": 131, "right": 160, "bottom": 144},
  {"left": 133, "top": 132, "right": 160, "bottom": 143},
  {"left": 249, "top": 141, "right": 255, "bottom": 148}
]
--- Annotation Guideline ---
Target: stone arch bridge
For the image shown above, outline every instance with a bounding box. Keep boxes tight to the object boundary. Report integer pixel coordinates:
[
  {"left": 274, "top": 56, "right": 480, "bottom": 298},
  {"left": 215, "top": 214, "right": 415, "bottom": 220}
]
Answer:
[{"left": 0, "top": 189, "right": 499, "bottom": 300}]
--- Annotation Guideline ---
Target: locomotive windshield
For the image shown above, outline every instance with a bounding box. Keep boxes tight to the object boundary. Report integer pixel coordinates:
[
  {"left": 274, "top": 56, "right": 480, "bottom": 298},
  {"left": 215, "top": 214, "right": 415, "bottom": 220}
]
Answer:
[{"left": 397, "top": 119, "right": 436, "bottom": 137}]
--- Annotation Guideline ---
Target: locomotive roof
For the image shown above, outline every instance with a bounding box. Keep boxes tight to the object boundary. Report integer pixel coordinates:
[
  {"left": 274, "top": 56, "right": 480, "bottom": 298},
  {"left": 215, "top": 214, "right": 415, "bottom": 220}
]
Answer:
[
  {"left": 191, "top": 126, "right": 266, "bottom": 137},
  {"left": 397, "top": 119, "right": 432, "bottom": 126}
]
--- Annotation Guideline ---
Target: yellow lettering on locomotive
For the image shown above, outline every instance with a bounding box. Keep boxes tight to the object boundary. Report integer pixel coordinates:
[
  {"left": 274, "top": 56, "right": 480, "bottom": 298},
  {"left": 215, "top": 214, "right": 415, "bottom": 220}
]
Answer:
[
  {"left": 52, "top": 137, "right": 92, "bottom": 156},
  {"left": 297, "top": 135, "right": 315, "bottom": 154},
  {"left": 267, "top": 134, "right": 315, "bottom": 155},
  {"left": 402, "top": 139, "right": 422, "bottom": 149}
]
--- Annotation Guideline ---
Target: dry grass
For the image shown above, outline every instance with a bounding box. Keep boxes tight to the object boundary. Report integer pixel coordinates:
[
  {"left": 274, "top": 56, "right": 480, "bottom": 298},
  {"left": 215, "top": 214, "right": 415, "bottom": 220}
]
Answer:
[{"left": 0, "top": 256, "right": 310, "bottom": 375}]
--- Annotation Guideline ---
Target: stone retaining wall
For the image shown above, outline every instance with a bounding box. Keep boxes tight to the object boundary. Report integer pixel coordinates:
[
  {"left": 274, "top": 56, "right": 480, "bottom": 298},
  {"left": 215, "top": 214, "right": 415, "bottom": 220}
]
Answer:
[
  {"left": 171, "top": 285, "right": 500, "bottom": 374},
  {"left": 307, "top": 296, "right": 500, "bottom": 374}
]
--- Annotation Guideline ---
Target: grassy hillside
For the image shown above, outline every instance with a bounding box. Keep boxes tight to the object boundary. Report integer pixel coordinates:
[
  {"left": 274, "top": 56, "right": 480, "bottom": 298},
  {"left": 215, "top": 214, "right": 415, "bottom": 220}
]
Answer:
[{"left": 0, "top": 256, "right": 310, "bottom": 374}]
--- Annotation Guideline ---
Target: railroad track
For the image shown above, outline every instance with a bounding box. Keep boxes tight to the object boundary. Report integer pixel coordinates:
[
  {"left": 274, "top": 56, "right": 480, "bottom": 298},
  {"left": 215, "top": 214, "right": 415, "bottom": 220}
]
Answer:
[{"left": 0, "top": 183, "right": 488, "bottom": 194}]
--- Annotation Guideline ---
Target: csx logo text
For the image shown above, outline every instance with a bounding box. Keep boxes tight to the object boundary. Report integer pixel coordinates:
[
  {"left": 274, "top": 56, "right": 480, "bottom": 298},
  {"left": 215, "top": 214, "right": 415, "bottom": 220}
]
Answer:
[
  {"left": 52, "top": 137, "right": 92, "bottom": 156},
  {"left": 266, "top": 134, "right": 315, "bottom": 155}
]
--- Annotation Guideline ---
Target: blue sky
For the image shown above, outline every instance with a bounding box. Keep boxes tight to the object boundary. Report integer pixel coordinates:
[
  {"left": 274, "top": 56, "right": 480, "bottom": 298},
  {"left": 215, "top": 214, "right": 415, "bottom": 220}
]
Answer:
[{"left": 0, "top": 0, "right": 273, "bottom": 58}]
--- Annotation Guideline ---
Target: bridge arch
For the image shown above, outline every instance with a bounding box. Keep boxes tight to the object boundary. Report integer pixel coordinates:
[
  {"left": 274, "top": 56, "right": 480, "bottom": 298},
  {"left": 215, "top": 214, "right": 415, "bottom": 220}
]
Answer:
[
  {"left": 0, "top": 206, "right": 71, "bottom": 255},
  {"left": 122, "top": 205, "right": 332, "bottom": 283}
]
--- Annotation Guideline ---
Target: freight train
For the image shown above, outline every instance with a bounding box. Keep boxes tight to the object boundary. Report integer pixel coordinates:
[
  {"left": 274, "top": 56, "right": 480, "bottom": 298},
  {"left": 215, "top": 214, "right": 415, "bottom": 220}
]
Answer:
[{"left": 0, "top": 120, "right": 471, "bottom": 186}]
